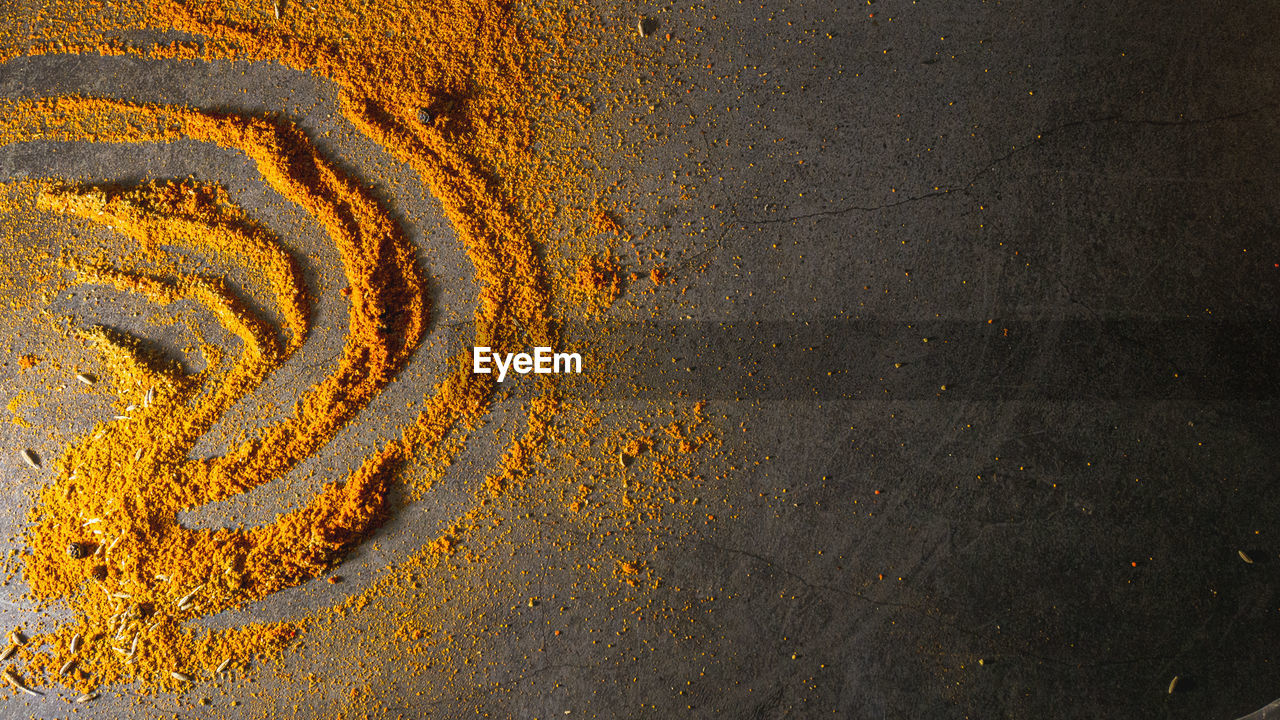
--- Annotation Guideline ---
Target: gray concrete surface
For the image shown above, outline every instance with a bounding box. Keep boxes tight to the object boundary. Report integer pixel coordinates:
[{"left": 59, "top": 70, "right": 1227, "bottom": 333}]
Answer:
[{"left": 1, "top": 0, "right": 1279, "bottom": 718}]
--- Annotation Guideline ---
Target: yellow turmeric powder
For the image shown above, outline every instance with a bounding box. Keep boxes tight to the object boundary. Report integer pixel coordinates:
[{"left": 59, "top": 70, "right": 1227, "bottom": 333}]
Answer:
[
  {"left": 0, "top": 0, "right": 709, "bottom": 706},
  {"left": 0, "top": 0, "right": 558, "bottom": 690}
]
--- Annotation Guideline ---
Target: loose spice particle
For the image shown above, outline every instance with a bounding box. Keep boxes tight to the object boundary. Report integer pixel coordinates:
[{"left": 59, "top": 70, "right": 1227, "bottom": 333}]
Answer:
[
  {"left": 175, "top": 584, "right": 205, "bottom": 607},
  {"left": 3, "top": 670, "right": 38, "bottom": 696}
]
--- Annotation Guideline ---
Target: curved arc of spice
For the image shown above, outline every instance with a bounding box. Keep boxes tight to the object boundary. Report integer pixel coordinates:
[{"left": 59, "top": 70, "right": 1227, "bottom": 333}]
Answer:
[
  {"left": 42, "top": 182, "right": 312, "bottom": 356},
  {"left": 6, "top": 86, "right": 555, "bottom": 622},
  {"left": 334, "top": 92, "right": 558, "bottom": 497},
  {"left": 1, "top": 96, "right": 431, "bottom": 498},
  {"left": 54, "top": 214, "right": 291, "bottom": 470},
  {"left": 144, "top": 0, "right": 552, "bottom": 346},
  {"left": 0, "top": 0, "right": 569, "bottom": 685},
  {"left": 167, "top": 104, "right": 432, "bottom": 500},
  {"left": 147, "top": 0, "right": 450, "bottom": 104},
  {"left": 0, "top": 96, "right": 443, "bottom": 615}
]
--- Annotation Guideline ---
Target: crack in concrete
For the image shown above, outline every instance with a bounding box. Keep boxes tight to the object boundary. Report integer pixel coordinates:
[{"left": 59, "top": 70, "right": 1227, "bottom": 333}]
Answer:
[
  {"left": 741, "top": 102, "right": 1280, "bottom": 227},
  {"left": 669, "top": 101, "right": 1278, "bottom": 282}
]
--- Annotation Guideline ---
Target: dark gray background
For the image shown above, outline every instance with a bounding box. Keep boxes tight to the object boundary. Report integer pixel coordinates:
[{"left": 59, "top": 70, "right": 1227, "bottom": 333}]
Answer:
[{"left": 601, "top": 1, "right": 1280, "bottom": 717}]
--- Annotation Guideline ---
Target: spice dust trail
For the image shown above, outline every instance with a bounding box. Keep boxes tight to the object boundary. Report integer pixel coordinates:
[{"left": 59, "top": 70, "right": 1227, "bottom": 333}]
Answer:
[
  {"left": 0, "top": 0, "right": 708, "bottom": 704},
  {"left": 0, "top": 64, "right": 549, "bottom": 697}
]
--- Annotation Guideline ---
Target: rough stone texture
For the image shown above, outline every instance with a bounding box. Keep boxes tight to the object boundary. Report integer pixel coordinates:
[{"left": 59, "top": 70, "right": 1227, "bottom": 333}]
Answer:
[{"left": 0, "top": 1, "right": 1278, "bottom": 718}]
